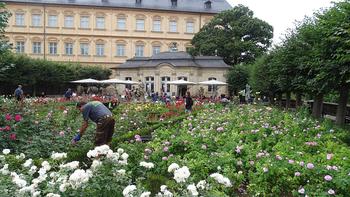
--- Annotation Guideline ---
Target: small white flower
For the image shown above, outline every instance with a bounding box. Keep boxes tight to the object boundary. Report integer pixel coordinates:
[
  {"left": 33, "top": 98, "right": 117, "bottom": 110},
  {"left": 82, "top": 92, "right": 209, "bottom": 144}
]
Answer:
[
  {"left": 298, "top": 188, "right": 305, "bottom": 194},
  {"left": 32, "top": 191, "right": 41, "bottom": 197},
  {"left": 116, "top": 169, "right": 126, "bottom": 175},
  {"left": 23, "top": 159, "right": 33, "bottom": 168},
  {"left": 140, "top": 161, "right": 155, "bottom": 169},
  {"left": 2, "top": 149, "right": 10, "bottom": 155},
  {"left": 196, "top": 180, "right": 207, "bottom": 190},
  {"left": 187, "top": 184, "right": 199, "bottom": 196},
  {"left": 69, "top": 169, "right": 90, "bottom": 189},
  {"left": 210, "top": 173, "right": 232, "bottom": 187},
  {"left": 122, "top": 185, "right": 137, "bottom": 197},
  {"left": 46, "top": 193, "right": 61, "bottom": 197},
  {"left": 140, "top": 191, "right": 151, "bottom": 197},
  {"left": 117, "top": 148, "right": 124, "bottom": 154},
  {"left": 60, "top": 161, "right": 79, "bottom": 170},
  {"left": 0, "top": 164, "right": 9, "bottom": 175},
  {"left": 173, "top": 166, "right": 191, "bottom": 183},
  {"left": 51, "top": 152, "right": 67, "bottom": 160},
  {"left": 91, "top": 160, "right": 102, "bottom": 170},
  {"left": 168, "top": 163, "right": 180, "bottom": 173},
  {"left": 41, "top": 161, "right": 51, "bottom": 171}
]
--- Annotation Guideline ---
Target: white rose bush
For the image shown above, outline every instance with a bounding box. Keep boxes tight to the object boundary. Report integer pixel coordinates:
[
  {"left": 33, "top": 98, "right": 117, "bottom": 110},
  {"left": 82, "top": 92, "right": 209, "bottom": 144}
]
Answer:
[{"left": 1, "top": 97, "right": 350, "bottom": 196}]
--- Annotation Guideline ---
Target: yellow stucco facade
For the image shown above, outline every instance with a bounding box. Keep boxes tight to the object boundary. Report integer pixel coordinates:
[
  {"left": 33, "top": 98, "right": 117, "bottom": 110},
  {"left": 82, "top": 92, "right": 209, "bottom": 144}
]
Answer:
[{"left": 4, "top": 2, "right": 214, "bottom": 69}]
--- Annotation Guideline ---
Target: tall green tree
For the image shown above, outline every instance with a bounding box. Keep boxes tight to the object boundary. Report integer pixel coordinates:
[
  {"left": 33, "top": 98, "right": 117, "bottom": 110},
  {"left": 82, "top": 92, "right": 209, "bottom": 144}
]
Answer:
[
  {"left": 316, "top": 0, "right": 350, "bottom": 125},
  {"left": 226, "top": 65, "right": 248, "bottom": 95},
  {"left": 0, "top": 2, "right": 11, "bottom": 53},
  {"left": 190, "top": 5, "right": 273, "bottom": 65}
]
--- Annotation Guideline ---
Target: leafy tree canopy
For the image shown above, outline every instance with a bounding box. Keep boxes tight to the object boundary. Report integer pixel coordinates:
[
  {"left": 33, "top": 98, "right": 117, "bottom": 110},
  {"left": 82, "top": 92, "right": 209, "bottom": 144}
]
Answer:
[
  {"left": 0, "top": 3, "right": 11, "bottom": 54},
  {"left": 190, "top": 5, "right": 273, "bottom": 65}
]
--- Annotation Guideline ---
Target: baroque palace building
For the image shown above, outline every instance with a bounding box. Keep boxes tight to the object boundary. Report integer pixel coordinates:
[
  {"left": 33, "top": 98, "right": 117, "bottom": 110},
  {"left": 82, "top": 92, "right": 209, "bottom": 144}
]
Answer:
[
  {"left": 4, "top": 0, "right": 232, "bottom": 97},
  {"left": 3, "top": 0, "right": 231, "bottom": 69}
]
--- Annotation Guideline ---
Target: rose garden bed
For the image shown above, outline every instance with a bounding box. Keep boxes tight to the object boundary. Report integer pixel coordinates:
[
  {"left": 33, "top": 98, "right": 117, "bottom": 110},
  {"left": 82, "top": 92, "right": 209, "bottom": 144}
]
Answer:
[{"left": 0, "top": 97, "right": 349, "bottom": 196}]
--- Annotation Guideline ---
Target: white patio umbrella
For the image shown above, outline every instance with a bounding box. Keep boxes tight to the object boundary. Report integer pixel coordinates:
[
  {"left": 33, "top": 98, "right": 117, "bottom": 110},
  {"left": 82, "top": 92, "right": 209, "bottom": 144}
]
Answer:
[
  {"left": 198, "top": 79, "right": 227, "bottom": 85},
  {"left": 167, "top": 79, "right": 197, "bottom": 85},
  {"left": 99, "top": 78, "right": 139, "bottom": 84},
  {"left": 70, "top": 78, "right": 100, "bottom": 83}
]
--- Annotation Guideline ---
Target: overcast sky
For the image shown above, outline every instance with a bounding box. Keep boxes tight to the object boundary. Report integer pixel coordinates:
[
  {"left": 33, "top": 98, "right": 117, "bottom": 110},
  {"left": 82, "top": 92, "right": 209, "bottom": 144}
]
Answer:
[{"left": 226, "top": 0, "right": 339, "bottom": 45}]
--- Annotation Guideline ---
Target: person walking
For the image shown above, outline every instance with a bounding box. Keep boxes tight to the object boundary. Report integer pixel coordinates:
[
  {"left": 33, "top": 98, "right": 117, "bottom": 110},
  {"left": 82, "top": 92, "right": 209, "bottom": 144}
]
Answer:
[
  {"left": 185, "top": 91, "right": 193, "bottom": 113},
  {"left": 73, "top": 101, "right": 115, "bottom": 146},
  {"left": 64, "top": 88, "right": 73, "bottom": 100},
  {"left": 14, "top": 85, "right": 24, "bottom": 102}
]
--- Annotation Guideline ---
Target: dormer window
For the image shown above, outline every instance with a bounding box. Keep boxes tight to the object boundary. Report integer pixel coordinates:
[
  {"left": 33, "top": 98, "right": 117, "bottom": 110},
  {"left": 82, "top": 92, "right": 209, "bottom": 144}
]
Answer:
[
  {"left": 171, "top": 0, "right": 177, "bottom": 7},
  {"left": 101, "top": 0, "right": 108, "bottom": 2},
  {"left": 205, "top": 0, "right": 212, "bottom": 9},
  {"left": 136, "top": 0, "right": 142, "bottom": 4}
]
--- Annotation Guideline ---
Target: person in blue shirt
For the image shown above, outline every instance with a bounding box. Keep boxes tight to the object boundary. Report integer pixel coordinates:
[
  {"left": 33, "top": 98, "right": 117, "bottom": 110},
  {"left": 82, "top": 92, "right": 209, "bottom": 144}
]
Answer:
[
  {"left": 73, "top": 101, "right": 115, "bottom": 146},
  {"left": 64, "top": 88, "right": 73, "bottom": 100},
  {"left": 14, "top": 85, "right": 24, "bottom": 102}
]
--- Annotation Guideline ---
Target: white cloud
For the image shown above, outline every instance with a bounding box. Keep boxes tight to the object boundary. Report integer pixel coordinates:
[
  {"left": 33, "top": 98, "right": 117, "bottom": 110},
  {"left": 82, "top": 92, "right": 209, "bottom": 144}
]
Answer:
[{"left": 226, "top": 0, "right": 339, "bottom": 45}]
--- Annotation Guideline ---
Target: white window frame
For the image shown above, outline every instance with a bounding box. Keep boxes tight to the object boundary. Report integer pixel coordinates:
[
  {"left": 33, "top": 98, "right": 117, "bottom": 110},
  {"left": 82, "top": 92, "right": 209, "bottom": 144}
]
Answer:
[
  {"left": 32, "top": 42, "right": 41, "bottom": 54},
  {"left": 49, "top": 42, "right": 58, "bottom": 55},
  {"left": 48, "top": 15, "right": 58, "bottom": 27},
  {"left": 161, "top": 76, "right": 171, "bottom": 94},
  {"left": 96, "top": 44, "right": 104, "bottom": 56},
  {"left": 80, "top": 16, "right": 89, "bottom": 28},
  {"left": 15, "top": 13, "right": 25, "bottom": 26},
  {"left": 136, "top": 19, "right": 145, "bottom": 31},
  {"left": 96, "top": 17, "right": 105, "bottom": 29},
  {"left": 135, "top": 44, "right": 144, "bottom": 57},
  {"left": 116, "top": 44, "right": 125, "bottom": 56},
  {"left": 16, "top": 41, "right": 25, "bottom": 53},
  {"left": 64, "top": 16, "right": 74, "bottom": 28},
  {"left": 208, "top": 77, "right": 217, "bottom": 92},
  {"left": 153, "top": 20, "right": 161, "bottom": 32},
  {"left": 169, "top": 20, "right": 177, "bottom": 32},
  {"left": 65, "top": 43, "right": 73, "bottom": 55},
  {"left": 186, "top": 21, "right": 194, "bottom": 33},
  {"left": 152, "top": 46, "right": 160, "bottom": 55},
  {"left": 80, "top": 43, "right": 89, "bottom": 55},
  {"left": 145, "top": 76, "right": 155, "bottom": 93},
  {"left": 117, "top": 18, "right": 126, "bottom": 30},
  {"left": 32, "top": 14, "right": 41, "bottom": 27}
]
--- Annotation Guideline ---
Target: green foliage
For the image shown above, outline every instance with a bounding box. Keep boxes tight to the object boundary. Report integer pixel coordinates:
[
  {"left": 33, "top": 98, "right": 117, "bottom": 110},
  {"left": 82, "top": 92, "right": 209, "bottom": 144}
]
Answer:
[
  {"left": 0, "top": 53, "right": 111, "bottom": 95},
  {"left": 226, "top": 65, "right": 249, "bottom": 95},
  {"left": 0, "top": 3, "right": 11, "bottom": 54},
  {"left": 190, "top": 5, "right": 273, "bottom": 65}
]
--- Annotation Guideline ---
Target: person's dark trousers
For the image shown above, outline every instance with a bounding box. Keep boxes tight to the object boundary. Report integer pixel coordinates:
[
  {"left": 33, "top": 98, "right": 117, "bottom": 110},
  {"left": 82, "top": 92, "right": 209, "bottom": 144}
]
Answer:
[{"left": 95, "top": 117, "right": 115, "bottom": 146}]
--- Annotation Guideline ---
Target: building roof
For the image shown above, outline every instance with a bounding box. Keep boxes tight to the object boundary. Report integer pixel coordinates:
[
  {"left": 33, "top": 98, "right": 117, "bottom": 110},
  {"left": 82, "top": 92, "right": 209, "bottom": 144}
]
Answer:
[
  {"left": 3, "top": 0, "right": 232, "bottom": 14},
  {"left": 116, "top": 51, "right": 231, "bottom": 69}
]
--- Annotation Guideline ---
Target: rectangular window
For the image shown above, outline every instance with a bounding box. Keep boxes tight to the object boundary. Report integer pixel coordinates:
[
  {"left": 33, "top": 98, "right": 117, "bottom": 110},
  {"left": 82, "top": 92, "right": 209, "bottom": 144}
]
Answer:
[
  {"left": 145, "top": 76, "right": 155, "bottom": 93},
  {"left": 117, "top": 18, "right": 126, "bottom": 30},
  {"left": 208, "top": 77, "right": 217, "bottom": 92},
  {"left": 96, "top": 17, "right": 105, "bottom": 29},
  {"left": 161, "top": 76, "right": 171, "bottom": 93},
  {"left": 116, "top": 44, "right": 125, "bottom": 56},
  {"left": 16, "top": 41, "right": 25, "bottom": 53},
  {"left": 32, "top": 42, "right": 41, "bottom": 54},
  {"left": 186, "top": 21, "right": 194, "bottom": 33},
  {"left": 169, "top": 20, "right": 177, "bottom": 32},
  {"left": 80, "top": 43, "right": 89, "bottom": 55},
  {"left": 125, "top": 77, "right": 132, "bottom": 90},
  {"left": 80, "top": 16, "right": 89, "bottom": 28},
  {"left": 15, "top": 13, "right": 25, "bottom": 26},
  {"left": 153, "top": 20, "right": 161, "bottom": 32},
  {"left": 65, "top": 43, "right": 73, "bottom": 55},
  {"left": 64, "top": 16, "right": 74, "bottom": 28},
  {"left": 135, "top": 45, "right": 144, "bottom": 57},
  {"left": 32, "top": 14, "right": 41, "bottom": 27},
  {"left": 96, "top": 44, "right": 104, "bottom": 56},
  {"left": 49, "top": 42, "right": 57, "bottom": 55},
  {"left": 136, "top": 19, "right": 145, "bottom": 31},
  {"left": 48, "top": 15, "right": 58, "bottom": 27},
  {"left": 152, "top": 46, "right": 160, "bottom": 55}
]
